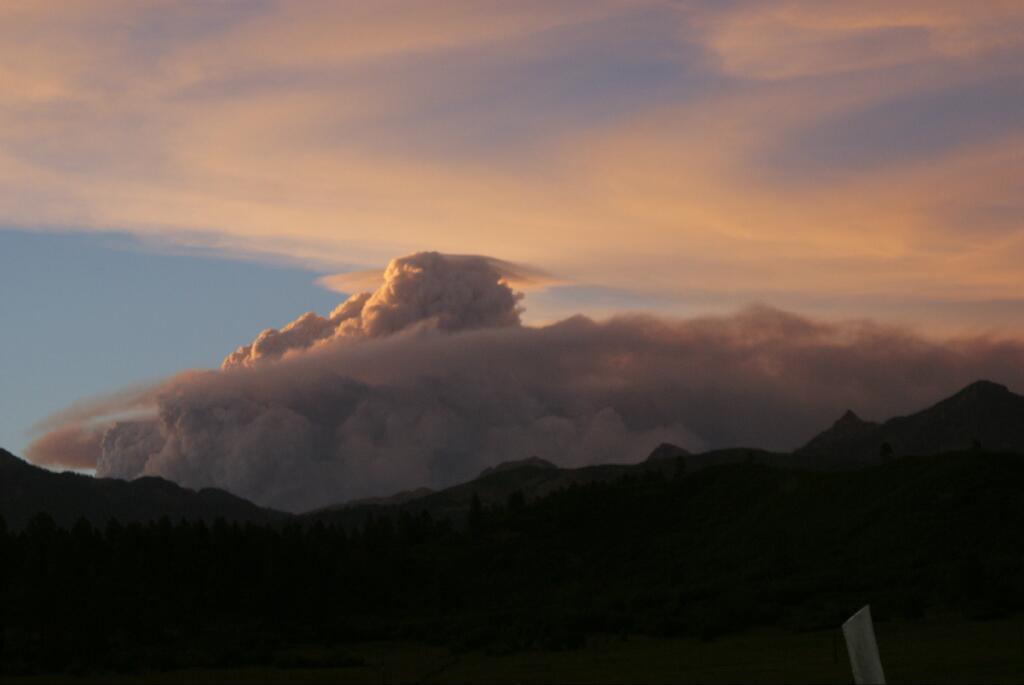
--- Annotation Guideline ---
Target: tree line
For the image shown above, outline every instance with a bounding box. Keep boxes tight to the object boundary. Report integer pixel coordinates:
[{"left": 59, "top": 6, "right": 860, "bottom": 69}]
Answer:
[{"left": 1, "top": 451, "right": 1023, "bottom": 675}]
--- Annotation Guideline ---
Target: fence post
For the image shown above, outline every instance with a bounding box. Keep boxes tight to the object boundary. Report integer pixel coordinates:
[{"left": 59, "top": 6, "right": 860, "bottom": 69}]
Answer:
[{"left": 842, "top": 605, "right": 886, "bottom": 685}]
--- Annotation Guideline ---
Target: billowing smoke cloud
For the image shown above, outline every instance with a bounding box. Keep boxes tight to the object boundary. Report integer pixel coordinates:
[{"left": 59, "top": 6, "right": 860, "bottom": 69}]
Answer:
[
  {"left": 25, "top": 253, "right": 1024, "bottom": 512},
  {"left": 223, "top": 252, "right": 523, "bottom": 369},
  {"left": 25, "top": 425, "right": 103, "bottom": 470}
]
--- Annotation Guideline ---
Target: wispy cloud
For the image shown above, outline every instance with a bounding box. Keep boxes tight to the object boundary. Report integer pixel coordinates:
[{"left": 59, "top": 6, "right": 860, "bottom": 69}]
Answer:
[{"left": 1, "top": 1, "right": 1022, "bottom": 329}]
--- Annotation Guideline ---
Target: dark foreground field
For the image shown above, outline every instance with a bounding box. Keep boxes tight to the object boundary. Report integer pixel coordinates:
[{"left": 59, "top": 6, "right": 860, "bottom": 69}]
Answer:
[
  {"left": 4, "top": 618, "right": 1024, "bottom": 684},
  {"left": 3, "top": 450, "right": 1024, "bottom": 681}
]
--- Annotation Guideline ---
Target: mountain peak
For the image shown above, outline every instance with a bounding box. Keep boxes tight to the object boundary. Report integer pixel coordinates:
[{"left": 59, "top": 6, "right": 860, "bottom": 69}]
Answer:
[
  {"left": 478, "top": 456, "right": 557, "bottom": 478},
  {"left": 797, "top": 408, "right": 880, "bottom": 458},
  {"left": 824, "top": 408, "right": 878, "bottom": 436},
  {"left": 835, "top": 409, "right": 867, "bottom": 426},
  {"left": 645, "top": 443, "right": 690, "bottom": 462},
  {"left": 953, "top": 379, "right": 1010, "bottom": 399},
  {"left": 924, "top": 380, "right": 1019, "bottom": 418},
  {"left": 799, "top": 379, "right": 1024, "bottom": 461}
]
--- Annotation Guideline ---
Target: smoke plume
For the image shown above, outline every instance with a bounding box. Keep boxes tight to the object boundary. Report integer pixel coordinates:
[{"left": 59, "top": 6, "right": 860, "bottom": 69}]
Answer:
[
  {"left": 223, "top": 252, "right": 522, "bottom": 368},
  {"left": 25, "top": 252, "right": 1024, "bottom": 512}
]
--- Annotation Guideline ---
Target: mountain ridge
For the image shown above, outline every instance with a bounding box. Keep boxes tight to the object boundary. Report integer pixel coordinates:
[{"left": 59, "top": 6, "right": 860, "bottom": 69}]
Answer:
[
  {"left": 0, "top": 448, "right": 286, "bottom": 530},
  {"left": 797, "top": 380, "right": 1024, "bottom": 463},
  {"left": 6, "top": 379, "right": 1024, "bottom": 528}
]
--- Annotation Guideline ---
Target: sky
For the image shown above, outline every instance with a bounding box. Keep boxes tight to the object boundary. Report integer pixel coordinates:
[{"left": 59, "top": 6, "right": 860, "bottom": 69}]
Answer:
[
  {"left": 4, "top": 2, "right": 1024, "bottom": 503},
  {"left": 0, "top": 229, "right": 342, "bottom": 454}
]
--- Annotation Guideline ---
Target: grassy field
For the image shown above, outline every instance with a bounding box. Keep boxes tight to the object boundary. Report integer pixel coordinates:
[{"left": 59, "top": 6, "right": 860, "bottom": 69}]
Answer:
[{"left": 5, "top": 617, "right": 1024, "bottom": 683}]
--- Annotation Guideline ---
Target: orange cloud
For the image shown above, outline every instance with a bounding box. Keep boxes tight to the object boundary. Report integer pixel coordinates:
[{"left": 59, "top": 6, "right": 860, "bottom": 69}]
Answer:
[
  {"left": 25, "top": 424, "right": 103, "bottom": 470},
  {"left": 0, "top": 1, "right": 1022, "bottom": 332},
  {"left": 701, "top": 1, "right": 1024, "bottom": 80}
]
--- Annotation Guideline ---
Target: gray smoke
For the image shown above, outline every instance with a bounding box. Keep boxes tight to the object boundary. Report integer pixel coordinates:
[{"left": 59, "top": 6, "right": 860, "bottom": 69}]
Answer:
[{"left": 24, "top": 254, "right": 1024, "bottom": 512}]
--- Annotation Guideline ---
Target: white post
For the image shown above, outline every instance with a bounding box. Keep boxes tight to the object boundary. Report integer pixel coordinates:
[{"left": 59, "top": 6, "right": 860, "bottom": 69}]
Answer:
[{"left": 842, "top": 605, "right": 886, "bottom": 684}]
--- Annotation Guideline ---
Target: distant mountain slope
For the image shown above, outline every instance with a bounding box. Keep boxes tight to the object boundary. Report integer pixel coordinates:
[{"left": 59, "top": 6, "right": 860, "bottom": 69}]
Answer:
[
  {"left": 0, "top": 448, "right": 286, "bottom": 529},
  {"left": 303, "top": 444, "right": 826, "bottom": 528},
  {"left": 645, "top": 442, "right": 691, "bottom": 462},
  {"left": 799, "top": 410, "right": 880, "bottom": 457},
  {"left": 9, "top": 379, "right": 1023, "bottom": 530},
  {"left": 797, "top": 380, "right": 1024, "bottom": 463},
  {"left": 478, "top": 455, "right": 558, "bottom": 477},
  {"left": 309, "top": 380, "right": 1024, "bottom": 525},
  {"left": 304, "top": 446, "right": 695, "bottom": 527}
]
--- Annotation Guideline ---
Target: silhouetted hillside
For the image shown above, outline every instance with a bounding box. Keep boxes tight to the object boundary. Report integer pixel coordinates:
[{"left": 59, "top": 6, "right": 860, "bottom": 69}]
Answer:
[
  {"left": 478, "top": 455, "right": 558, "bottom": 476},
  {"left": 3, "top": 450, "right": 1024, "bottom": 675},
  {"left": 312, "top": 380, "right": 1024, "bottom": 525},
  {"left": 645, "top": 442, "right": 690, "bottom": 462},
  {"left": 0, "top": 448, "right": 285, "bottom": 529},
  {"left": 6, "top": 379, "right": 1023, "bottom": 533},
  {"left": 799, "top": 409, "right": 880, "bottom": 460},
  {"left": 305, "top": 448, "right": 689, "bottom": 527},
  {"left": 798, "top": 380, "right": 1024, "bottom": 463}
]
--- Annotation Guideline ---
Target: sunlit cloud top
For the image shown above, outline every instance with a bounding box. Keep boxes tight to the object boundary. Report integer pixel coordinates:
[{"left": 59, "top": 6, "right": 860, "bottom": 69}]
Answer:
[{"left": 2, "top": 0, "right": 1024, "bottom": 331}]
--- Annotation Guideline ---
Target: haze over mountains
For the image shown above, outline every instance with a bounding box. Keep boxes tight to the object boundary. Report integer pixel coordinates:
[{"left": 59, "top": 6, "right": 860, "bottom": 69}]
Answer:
[
  {"left": 3, "top": 380, "right": 1023, "bottom": 529},
  {"left": 25, "top": 252, "right": 1024, "bottom": 513}
]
